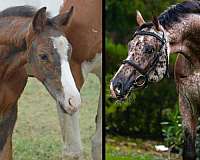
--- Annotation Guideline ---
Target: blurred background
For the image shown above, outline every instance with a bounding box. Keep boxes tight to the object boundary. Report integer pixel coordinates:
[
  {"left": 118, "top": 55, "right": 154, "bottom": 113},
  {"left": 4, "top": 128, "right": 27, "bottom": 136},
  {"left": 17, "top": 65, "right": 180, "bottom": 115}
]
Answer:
[{"left": 105, "top": 0, "right": 200, "bottom": 159}]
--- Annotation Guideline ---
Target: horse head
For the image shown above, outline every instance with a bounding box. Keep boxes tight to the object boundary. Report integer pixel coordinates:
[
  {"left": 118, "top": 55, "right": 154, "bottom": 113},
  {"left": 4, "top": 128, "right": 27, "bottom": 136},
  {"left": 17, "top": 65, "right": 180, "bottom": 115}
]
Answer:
[
  {"left": 24, "top": 6, "right": 81, "bottom": 114},
  {"left": 110, "top": 11, "right": 170, "bottom": 101}
]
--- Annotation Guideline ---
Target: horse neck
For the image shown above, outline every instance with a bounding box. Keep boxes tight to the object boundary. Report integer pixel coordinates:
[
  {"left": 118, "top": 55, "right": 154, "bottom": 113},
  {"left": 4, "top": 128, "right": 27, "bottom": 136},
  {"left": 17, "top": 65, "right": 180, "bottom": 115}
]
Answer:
[
  {"left": 0, "top": 17, "right": 30, "bottom": 48},
  {"left": 166, "top": 14, "right": 200, "bottom": 68},
  {"left": 61, "top": 0, "right": 102, "bottom": 61}
]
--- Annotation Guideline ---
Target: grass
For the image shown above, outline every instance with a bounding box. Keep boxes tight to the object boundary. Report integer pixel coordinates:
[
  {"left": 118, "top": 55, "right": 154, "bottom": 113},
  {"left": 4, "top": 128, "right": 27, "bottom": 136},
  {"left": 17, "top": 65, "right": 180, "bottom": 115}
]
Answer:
[
  {"left": 106, "top": 136, "right": 181, "bottom": 160},
  {"left": 107, "top": 144, "right": 162, "bottom": 160},
  {"left": 13, "top": 74, "right": 99, "bottom": 160}
]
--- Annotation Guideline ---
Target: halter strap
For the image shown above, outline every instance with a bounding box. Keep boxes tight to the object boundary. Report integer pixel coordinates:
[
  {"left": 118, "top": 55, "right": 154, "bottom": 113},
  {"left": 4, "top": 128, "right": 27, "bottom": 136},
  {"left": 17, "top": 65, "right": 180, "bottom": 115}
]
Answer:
[
  {"left": 122, "top": 30, "right": 168, "bottom": 88},
  {"left": 133, "top": 30, "right": 166, "bottom": 45}
]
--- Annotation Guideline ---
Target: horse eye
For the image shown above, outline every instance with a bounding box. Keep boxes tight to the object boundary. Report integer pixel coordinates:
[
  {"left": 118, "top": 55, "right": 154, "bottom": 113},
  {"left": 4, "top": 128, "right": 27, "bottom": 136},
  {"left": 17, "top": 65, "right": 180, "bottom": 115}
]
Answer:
[
  {"left": 149, "top": 47, "right": 155, "bottom": 54},
  {"left": 143, "top": 45, "right": 155, "bottom": 54},
  {"left": 39, "top": 54, "right": 49, "bottom": 61}
]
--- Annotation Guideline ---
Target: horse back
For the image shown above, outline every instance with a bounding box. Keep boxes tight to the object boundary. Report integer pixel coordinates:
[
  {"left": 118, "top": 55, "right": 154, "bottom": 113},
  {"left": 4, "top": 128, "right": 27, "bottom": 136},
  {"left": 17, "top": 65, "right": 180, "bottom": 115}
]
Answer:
[{"left": 60, "top": 0, "right": 102, "bottom": 62}]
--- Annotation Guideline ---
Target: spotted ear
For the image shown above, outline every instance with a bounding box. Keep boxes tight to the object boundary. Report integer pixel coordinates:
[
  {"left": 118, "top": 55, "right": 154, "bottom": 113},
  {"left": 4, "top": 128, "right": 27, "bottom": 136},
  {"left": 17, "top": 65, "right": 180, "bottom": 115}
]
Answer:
[
  {"left": 136, "top": 10, "right": 145, "bottom": 26},
  {"left": 152, "top": 16, "right": 162, "bottom": 31},
  {"left": 32, "top": 7, "right": 47, "bottom": 33},
  {"left": 51, "top": 6, "right": 74, "bottom": 26}
]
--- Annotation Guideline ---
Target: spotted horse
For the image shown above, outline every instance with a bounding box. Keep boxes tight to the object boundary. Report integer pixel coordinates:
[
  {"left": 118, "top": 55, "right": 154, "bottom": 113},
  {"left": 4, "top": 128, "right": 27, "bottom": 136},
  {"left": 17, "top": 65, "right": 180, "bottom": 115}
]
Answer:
[{"left": 110, "top": 1, "right": 200, "bottom": 160}]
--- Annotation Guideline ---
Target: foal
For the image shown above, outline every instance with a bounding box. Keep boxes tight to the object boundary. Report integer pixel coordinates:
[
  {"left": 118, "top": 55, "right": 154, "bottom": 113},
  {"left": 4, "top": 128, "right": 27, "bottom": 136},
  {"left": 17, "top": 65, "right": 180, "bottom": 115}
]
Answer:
[
  {"left": 111, "top": 1, "right": 200, "bottom": 160},
  {"left": 0, "top": 5, "right": 80, "bottom": 159}
]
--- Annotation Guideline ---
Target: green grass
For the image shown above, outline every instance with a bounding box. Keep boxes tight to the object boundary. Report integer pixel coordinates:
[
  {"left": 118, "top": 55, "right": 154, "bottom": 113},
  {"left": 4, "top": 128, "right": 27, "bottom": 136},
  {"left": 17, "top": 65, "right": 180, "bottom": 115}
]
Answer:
[
  {"left": 106, "top": 136, "right": 181, "bottom": 160},
  {"left": 13, "top": 74, "right": 99, "bottom": 160},
  {"left": 106, "top": 144, "right": 163, "bottom": 160}
]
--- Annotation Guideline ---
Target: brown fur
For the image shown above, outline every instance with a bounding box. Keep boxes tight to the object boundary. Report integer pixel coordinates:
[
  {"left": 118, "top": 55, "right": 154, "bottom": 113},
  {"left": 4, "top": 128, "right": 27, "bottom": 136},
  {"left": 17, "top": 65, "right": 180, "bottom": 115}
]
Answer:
[
  {"left": 0, "top": 5, "right": 74, "bottom": 159},
  {"left": 60, "top": 0, "right": 102, "bottom": 89}
]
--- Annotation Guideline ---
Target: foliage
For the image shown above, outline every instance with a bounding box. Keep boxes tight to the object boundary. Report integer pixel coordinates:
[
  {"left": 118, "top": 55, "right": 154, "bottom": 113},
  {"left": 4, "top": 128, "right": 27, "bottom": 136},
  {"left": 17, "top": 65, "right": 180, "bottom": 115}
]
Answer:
[
  {"left": 106, "top": 0, "right": 184, "bottom": 43},
  {"left": 161, "top": 107, "right": 200, "bottom": 158},
  {"left": 106, "top": 37, "right": 127, "bottom": 73},
  {"left": 161, "top": 104, "right": 183, "bottom": 153}
]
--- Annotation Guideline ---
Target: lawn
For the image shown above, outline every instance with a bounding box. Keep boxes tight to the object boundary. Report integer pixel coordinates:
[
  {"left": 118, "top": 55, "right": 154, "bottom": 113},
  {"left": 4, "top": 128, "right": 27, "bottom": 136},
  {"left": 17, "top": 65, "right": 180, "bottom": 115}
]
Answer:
[
  {"left": 106, "top": 136, "right": 181, "bottom": 160},
  {"left": 13, "top": 74, "right": 99, "bottom": 160},
  {"left": 107, "top": 144, "right": 161, "bottom": 160}
]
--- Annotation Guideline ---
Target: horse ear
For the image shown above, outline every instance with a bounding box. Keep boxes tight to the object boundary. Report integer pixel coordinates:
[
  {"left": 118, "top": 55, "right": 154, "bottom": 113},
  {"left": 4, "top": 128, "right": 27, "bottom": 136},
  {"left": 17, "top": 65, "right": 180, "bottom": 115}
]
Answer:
[
  {"left": 152, "top": 16, "right": 162, "bottom": 31},
  {"left": 136, "top": 10, "right": 145, "bottom": 26},
  {"left": 32, "top": 7, "right": 47, "bottom": 33},
  {"left": 51, "top": 6, "right": 74, "bottom": 26}
]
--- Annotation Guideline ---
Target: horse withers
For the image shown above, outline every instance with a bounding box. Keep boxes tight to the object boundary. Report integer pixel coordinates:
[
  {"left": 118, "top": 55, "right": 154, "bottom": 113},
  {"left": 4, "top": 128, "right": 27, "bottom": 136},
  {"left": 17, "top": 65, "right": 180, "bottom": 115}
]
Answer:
[
  {"left": 0, "top": 5, "right": 80, "bottom": 159},
  {"left": 110, "top": 1, "right": 200, "bottom": 160}
]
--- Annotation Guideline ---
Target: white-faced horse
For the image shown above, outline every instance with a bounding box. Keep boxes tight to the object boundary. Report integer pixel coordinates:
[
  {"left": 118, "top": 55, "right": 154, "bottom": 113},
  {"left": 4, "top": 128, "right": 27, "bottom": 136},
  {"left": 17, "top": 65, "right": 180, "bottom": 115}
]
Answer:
[{"left": 59, "top": 1, "right": 102, "bottom": 160}]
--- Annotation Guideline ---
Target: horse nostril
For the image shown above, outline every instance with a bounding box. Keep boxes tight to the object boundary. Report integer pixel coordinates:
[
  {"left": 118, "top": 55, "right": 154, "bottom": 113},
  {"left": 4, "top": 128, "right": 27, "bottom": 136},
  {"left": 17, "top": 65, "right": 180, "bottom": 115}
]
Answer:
[
  {"left": 68, "top": 98, "right": 72, "bottom": 106},
  {"left": 114, "top": 81, "right": 123, "bottom": 95}
]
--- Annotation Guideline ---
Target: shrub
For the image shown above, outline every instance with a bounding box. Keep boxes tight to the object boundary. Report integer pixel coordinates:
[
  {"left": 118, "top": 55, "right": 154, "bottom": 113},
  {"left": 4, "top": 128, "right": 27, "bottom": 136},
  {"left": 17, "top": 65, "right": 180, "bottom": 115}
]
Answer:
[{"left": 161, "top": 104, "right": 183, "bottom": 153}]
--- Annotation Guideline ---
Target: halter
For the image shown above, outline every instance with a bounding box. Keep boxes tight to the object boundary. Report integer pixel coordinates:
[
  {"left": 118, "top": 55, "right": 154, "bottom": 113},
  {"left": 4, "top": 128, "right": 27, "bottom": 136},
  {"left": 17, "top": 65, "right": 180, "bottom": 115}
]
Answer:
[{"left": 122, "top": 30, "right": 168, "bottom": 88}]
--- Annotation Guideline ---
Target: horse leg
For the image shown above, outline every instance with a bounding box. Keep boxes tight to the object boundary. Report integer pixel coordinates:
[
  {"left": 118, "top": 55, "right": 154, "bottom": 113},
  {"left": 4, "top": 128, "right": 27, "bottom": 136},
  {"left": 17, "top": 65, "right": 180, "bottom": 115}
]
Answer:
[
  {"left": 179, "top": 94, "right": 197, "bottom": 160},
  {"left": 57, "top": 104, "right": 82, "bottom": 160},
  {"left": 91, "top": 55, "right": 102, "bottom": 160},
  {"left": 91, "top": 85, "right": 102, "bottom": 160},
  {"left": 0, "top": 104, "right": 17, "bottom": 160}
]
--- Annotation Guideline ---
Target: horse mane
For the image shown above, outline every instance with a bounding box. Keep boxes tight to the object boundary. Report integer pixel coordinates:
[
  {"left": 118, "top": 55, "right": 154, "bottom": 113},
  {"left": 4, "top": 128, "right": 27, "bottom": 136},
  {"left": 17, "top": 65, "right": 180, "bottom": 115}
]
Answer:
[
  {"left": 159, "top": 0, "right": 200, "bottom": 28},
  {"left": 0, "top": 5, "right": 52, "bottom": 26},
  {"left": 0, "top": 6, "right": 36, "bottom": 17}
]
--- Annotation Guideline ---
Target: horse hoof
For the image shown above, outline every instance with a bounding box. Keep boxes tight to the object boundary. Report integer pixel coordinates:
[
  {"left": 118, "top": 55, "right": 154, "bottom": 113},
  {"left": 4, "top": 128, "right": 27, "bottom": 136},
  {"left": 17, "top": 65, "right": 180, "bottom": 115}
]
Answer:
[{"left": 62, "top": 151, "right": 83, "bottom": 160}]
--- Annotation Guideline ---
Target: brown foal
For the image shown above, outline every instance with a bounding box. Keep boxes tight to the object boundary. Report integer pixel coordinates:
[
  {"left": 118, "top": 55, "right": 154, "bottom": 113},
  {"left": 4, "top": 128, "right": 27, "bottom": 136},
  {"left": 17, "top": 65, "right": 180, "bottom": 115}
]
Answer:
[{"left": 0, "top": 5, "right": 79, "bottom": 160}]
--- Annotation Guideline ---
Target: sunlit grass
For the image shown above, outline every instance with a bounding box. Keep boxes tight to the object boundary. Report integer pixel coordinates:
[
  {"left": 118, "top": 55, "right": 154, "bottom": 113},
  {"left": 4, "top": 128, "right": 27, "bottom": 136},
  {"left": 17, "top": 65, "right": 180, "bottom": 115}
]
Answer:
[{"left": 13, "top": 74, "right": 99, "bottom": 160}]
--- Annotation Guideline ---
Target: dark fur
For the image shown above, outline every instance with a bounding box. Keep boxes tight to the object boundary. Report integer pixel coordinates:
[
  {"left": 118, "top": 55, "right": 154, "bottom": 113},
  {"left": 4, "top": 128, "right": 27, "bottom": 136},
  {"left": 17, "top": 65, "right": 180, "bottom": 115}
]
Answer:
[
  {"left": 0, "top": 6, "right": 52, "bottom": 25},
  {"left": 0, "top": 105, "right": 17, "bottom": 150},
  {"left": 137, "top": 1, "right": 200, "bottom": 31},
  {"left": 0, "top": 6, "right": 36, "bottom": 17},
  {"left": 159, "top": 0, "right": 200, "bottom": 28}
]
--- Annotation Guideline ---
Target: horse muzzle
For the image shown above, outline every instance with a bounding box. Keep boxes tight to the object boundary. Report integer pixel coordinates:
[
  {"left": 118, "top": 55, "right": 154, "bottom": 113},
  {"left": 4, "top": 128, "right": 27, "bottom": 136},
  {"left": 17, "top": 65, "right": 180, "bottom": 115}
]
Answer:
[
  {"left": 110, "top": 79, "right": 131, "bottom": 101},
  {"left": 58, "top": 93, "right": 81, "bottom": 115}
]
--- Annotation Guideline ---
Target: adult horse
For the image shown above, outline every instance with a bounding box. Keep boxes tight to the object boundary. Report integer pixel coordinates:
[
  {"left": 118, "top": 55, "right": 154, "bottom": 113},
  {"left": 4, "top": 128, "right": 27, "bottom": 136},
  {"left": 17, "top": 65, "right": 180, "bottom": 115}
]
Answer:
[
  {"left": 58, "top": 1, "right": 102, "bottom": 160},
  {"left": 0, "top": 5, "right": 80, "bottom": 159},
  {"left": 110, "top": 1, "right": 200, "bottom": 160}
]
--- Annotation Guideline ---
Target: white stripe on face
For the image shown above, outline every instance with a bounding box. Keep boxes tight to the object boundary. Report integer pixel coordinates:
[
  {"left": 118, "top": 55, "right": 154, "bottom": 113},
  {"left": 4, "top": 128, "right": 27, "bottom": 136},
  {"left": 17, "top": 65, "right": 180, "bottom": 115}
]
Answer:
[{"left": 51, "top": 36, "right": 81, "bottom": 113}]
